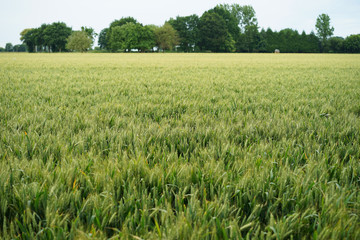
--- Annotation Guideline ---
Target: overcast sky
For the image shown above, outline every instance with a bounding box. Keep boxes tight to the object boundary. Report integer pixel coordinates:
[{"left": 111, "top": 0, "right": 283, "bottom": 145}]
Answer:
[{"left": 1, "top": 0, "right": 359, "bottom": 47}]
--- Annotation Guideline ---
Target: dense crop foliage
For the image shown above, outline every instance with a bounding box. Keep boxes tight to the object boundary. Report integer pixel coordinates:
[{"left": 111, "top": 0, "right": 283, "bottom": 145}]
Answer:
[{"left": 0, "top": 53, "right": 359, "bottom": 239}]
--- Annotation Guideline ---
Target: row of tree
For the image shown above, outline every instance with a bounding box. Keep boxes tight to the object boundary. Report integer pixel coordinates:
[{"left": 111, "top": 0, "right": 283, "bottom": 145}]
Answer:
[
  {"left": 98, "top": 17, "right": 179, "bottom": 52},
  {"left": 97, "top": 5, "right": 260, "bottom": 53},
  {"left": 0, "top": 43, "right": 27, "bottom": 52},
  {"left": 18, "top": 23, "right": 97, "bottom": 53},
  {"left": 97, "top": 5, "right": 360, "bottom": 53},
  {"left": 5, "top": 4, "right": 360, "bottom": 53},
  {"left": 20, "top": 22, "right": 72, "bottom": 52}
]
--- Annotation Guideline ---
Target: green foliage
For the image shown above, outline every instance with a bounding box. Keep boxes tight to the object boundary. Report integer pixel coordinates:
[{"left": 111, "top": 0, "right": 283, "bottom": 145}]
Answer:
[
  {"left": 107, "top": 17, "right": 139, "bottom": 52},
  {"left": 328, "top": 37, "right": 344, "bottom": 53},
  {"left": 13, "top": 44, "right": 27, "bottom": 52},
  {"left": 315, "top": 14, "right": 334, "bottom": 52},
  {"left": 109, "top": 17, "right": 138, "bottom": 29},
  {"left": 256, "top": 28, "right": 320, "bottom": 53},
  {"left": 154, "top": 23, "right": 179, "bottom": 52},
  {"left": 98, "top": 28, "right": 108, "bottom": 50},
  {"left": 20, "top": 22, "right": 72, "bottom": 52},
  {"left": 224, "top": 32, "right": 236, "bottom": 52},
  {"left": 5, "top": 43, "right": 13, "bottom": 52},
  {"left": 168, "top": 15, "right": 200, "bottom": 52},
  {"left": 137, "top": 25, "right": 156, "bottom": 52},
  {"left": 121, "top": 23, "right": 137, "bottom": 51},
  {"left": 114, "top": 23, "right": 139, "bottom": 51},
  {"left": 216, "top": 4, "right": 258, "bottom": 33},
  {"left": 168, "top": 4, "right": 259, "bottom": 53},
  {"left": 0, "top": 53, "right": 359, "bottom": 239},
  {"left": 66, "top": 31, "right": 93, "bottom": 52},
  {"left": 81, "top": 27, "right": 96, "bottom": 39},
  {"left": 15, "top": 6, "right": 360, "bottom": 54},
  {"left": 108, "top": 26, "right": 123, "bottom": 52},
  {"left": 208, "top": 6, "right": 240, "bottom": 42},
  {"left": 243, "top": 25, "right": 260, "bottom": 52},
  {"left": 20, "top": 28, "right": 33, "bottom": 42},
  {"left": 205, "top": 4, "right": 259, "bottom": 52},
  {"left": 238, "top": 5, "right": 258, "bottom": 31},
  {"left": 108, "top": 23, "right": 155, "bottom": 52},
  {"left": 43, "top": 22, "right": 72, "bottom": 52},
  {"left": 21, "top": 28, "right": 38, "bottom": 52},
  {"left": 198, "top": 11, "right": 231, "bottom": 52},
  {"left": 343, "top": 34, "right": 360, "bottom": 53},
  {"left": 81, "top": 26, "right": 97, "bottom": 45}
]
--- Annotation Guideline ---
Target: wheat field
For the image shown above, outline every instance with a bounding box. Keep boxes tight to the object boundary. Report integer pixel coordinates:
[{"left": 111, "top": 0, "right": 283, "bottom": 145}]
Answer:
[{"left": 0, "top": 53, "right": 359, "bottom": 239}]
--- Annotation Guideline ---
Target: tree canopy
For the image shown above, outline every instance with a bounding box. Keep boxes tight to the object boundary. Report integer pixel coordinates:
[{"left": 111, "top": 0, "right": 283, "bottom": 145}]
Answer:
[
  {"left": 43, "top": 22, "right": 72, "bottom": 52},
  {"left": 66, "top": 31, "right": 92, "bottom": 52},
  {"left": 108, "top": 22, "right": 156, "bottom": 52},
  {"left": 168, "top": 15, "right": 199, "bottom": 52},
  {"left": 343, "top": 34, "right": 360, "bottom": 53},
  {"left": 15, "top": 5, "right": 360, "bottom": 54},
  {"left": 5, "top": 43, "right": 13, "bottom": 52},
  {"left": 198, "top": 11, "right": 230, "bottom": 52},
  {"left": 98, "top": 28, "right": 108, "bottom": 50},
  {"left": 154, "top": 23, "right": 179, "bottom": 52},
  {"left": 315, "top": 14, "right": 334, "bottom": 52},
  {"left": 20, "top": 22, "right": 72, "bottom": 52},
  {"left": 81, "top": 26, "right": 97, "bottom": 46}
]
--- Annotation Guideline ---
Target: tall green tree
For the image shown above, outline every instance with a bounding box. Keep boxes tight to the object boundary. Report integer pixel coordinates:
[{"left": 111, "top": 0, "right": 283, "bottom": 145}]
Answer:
[
  {"left": 108, "top": 22, "right": 155, "bottom": 52},
  {"left": 217, "top": 4, "right": 258, "bottom": 52},
  {"left": 109, "top": 26, "right": 123, "bottom": 52},
  {"left": 98, "top": 28, "right": 108, "bottom": 50},
  {"left": 35, "top": 24, "right": 49, "bottom": 52},
  {"left": 198, "top": 11, "right": 232, "bottom": 52},
  {"left": 217, "top": 4, "right": 257, "bottom": 33},
  {"left": 66, "top": 31, "right": 92, "bottom": 52},
  {"left": 137, "top": 25, "right": 156, "bottom": 52},
  {"left": 116, "top": 23, "right": 141, "bottom": 51},
  {"left": 107, "top": 17, "right": 138, "bottom": 51},
  {"left": 21, "top": 23, "right": 77, "bottom": 52},
  {"left": 20, "top": 29, "right": 33, "bottom": 42},
  {"left": 21, "top": 28, "right": 37, "bottom": 52},
  {"left": 315, "top": 14, "right": 334, "bottom": 52},
  {"left": 42, "top": 22, "right": 72, "bottom": 52},
  {"left": 243, "top": 25, "right": 260, "bottom": 52},
  {"left": 208, "top": 6, "right": 240, "bottom": 43},
  {"left": 238, "top": 5, "right": 258, "bottom": 32},
  {"left": 154, "top": 23, "right": 179, "bottom": 52},
  {"left": 168, "top": 15, "right": 199, "bottom": 52}
]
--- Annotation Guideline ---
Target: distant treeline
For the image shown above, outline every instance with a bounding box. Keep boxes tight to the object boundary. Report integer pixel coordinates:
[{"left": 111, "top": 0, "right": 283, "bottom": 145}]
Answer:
[
  {"left": 0, "top": 43, "right": 27, "bottom": 52},
  {"left": 2, "top": 4, "right": 360, "bottom": 53}
]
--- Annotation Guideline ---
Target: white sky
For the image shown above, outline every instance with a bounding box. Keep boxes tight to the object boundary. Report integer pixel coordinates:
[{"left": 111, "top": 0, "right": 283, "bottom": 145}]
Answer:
[{"left": 1, "top": 0, "right": 359, "bottom": 47}]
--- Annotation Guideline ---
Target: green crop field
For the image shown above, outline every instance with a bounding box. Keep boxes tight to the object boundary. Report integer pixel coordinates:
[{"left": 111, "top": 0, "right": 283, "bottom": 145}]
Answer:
[{"left": 0, "top": 53, "right": 359, "bottom": 239}]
